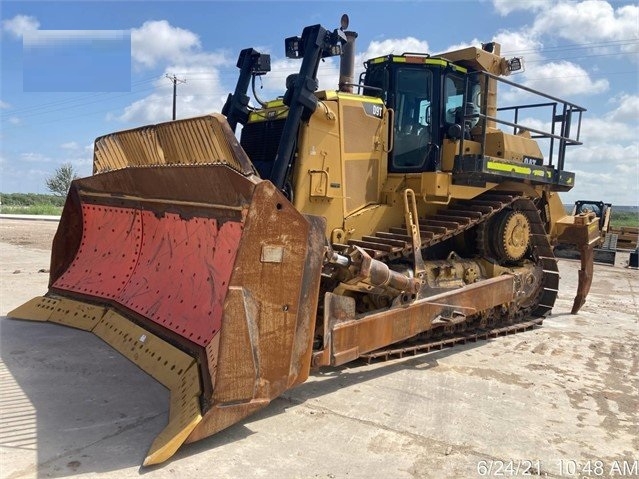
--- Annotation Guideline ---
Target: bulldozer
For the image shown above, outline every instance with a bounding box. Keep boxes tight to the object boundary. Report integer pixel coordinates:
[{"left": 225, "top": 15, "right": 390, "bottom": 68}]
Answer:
[{"left": 8, "top": 16, "right": 601, "bottom": 466}]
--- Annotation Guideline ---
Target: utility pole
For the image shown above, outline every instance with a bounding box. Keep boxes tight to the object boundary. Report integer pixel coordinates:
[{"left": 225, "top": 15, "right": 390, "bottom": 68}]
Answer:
[{"left": 165, "top": 74, "right": 186, "bottom": 120}]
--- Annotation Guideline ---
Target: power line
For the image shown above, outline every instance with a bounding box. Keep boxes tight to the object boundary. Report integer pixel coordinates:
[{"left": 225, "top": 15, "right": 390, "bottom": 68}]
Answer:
[
  {"left": 1, "top": 86, "right": 158, "bottom": 121},
  {"left": 502, "top": 38, "right": 638, "bottom": 56},
  {"left": 520, "top": 70, "right": 637, "bottom": 81},
  {"left": 0, "top": 76, "right": 159, "bottom": 118},
  {"left": 525, "top": 52, "right": 639, "bottom": 64}
]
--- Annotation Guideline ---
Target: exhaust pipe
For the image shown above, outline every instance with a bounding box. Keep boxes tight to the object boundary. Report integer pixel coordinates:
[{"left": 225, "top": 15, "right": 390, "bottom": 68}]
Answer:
[{"left": 339, "top": 31, "right": 358, "bottom": 93}]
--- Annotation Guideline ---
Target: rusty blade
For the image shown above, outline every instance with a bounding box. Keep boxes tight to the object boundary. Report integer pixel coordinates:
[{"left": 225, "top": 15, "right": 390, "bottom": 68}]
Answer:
[{"left": 8, "top": 160, "right": 330, "bottom": 466}]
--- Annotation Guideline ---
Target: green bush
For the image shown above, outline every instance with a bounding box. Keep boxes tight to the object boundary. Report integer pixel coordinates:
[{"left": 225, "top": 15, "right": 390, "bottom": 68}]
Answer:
[
  {"left": 0, "top": 193, "right": 65, "bottom": 215},
  {"left": 0, "top": 193, "right": 65, "bottom": 207},
  {"left": 611, "top": 210, "right": 639, "bottom": 228},
  {"left": 0, "top": 204, "right": 63, "bottom": 215}
]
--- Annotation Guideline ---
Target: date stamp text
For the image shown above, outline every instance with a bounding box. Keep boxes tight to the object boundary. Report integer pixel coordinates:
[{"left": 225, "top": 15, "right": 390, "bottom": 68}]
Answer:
[{"left": 476, "top": 459, "right": 638, "bottom": 477}]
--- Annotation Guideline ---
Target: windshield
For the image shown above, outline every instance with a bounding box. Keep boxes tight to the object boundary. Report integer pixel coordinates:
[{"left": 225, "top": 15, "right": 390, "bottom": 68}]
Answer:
[{"left": 392, "top": 68, "right": 433, "bottom": 169}]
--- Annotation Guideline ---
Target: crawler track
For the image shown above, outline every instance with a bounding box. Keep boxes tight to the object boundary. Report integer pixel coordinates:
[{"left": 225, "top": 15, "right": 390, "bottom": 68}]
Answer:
[
  {"left": 334, "top": 191, "right": 559, "bottom": 362},
  {"left": 361, "top": 317, "right": 544, "bottom": 363},
  {"left": 335, "top": 192, "right": 521, "bottom": 260}
]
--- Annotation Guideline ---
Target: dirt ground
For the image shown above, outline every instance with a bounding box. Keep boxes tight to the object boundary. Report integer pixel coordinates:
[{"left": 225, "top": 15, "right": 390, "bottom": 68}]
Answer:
[
  {"left": 0, "top": 217, "right": 637, "bottom": 479},
  {"left": 0, "top": 217, "right": 59, "bottom": 251}
]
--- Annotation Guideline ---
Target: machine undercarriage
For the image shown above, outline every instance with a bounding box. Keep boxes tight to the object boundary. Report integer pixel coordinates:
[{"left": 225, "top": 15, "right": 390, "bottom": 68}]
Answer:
[{"left": 312, "top": 191, "right": 565, "bottom": 367}]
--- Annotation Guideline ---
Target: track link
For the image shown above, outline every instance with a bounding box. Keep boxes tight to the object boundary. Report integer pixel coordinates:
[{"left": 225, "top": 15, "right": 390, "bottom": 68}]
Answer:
[{"left": 361, "top": 317, "right": 544, "bottom": 363}]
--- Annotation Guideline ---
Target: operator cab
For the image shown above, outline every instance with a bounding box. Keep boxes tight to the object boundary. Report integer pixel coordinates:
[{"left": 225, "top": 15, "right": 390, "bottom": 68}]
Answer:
[{"left": 363, "top": 55, "right": 481, "bottom": 173}]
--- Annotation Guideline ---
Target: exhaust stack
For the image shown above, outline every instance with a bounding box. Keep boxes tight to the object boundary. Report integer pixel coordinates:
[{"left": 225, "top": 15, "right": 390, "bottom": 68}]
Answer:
[{"left": 339, "top": 31, "right": 358, "bottom": 93}]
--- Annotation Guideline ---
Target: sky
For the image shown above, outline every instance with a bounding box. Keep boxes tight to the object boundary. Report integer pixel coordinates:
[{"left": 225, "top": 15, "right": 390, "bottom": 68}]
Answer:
[{"left": 0, "top": 0, "right": 637, "bottom": 206}]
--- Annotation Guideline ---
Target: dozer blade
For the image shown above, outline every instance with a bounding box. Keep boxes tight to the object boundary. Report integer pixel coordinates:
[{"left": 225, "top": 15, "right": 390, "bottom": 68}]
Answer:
[{"left": 7, "top": 115, "right": 325, "bottom": 465}]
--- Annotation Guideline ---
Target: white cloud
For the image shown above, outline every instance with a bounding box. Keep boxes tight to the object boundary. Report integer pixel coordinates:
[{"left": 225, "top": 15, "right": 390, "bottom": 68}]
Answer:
[
  {"left": 0, "top": 100, "right": 10, "bottom": 109},
  {"left": 561, "top": 89, "right": 638, "bottom": 206},
  {"left": 531, "top": 1, "right": 639, "bottom": 47},
  {"left": 2, "top": 14, "right": 39, "bottom": 39},
  {"left": 117, "top": 93, "right": 168, "bottom": 123},
  {"left": 260, "top": 58, "right": 305, "bottom": 96},
  {"left": 488, "top": 86, "right": 638, "bottom": 206},
  {"left": 565, "top": 164, "right": 638, "bottom": 206},
  {"left": 359, "top": 37, "right": 430, "bottom": 61},
  {"left": 615, "top": 161, "right": 639, "bottom": 175},
  {"left": 444, "top": 31, "right": 543, "bottom": 83},
  {"left": 521, "top": 61, "right": 608, "bottom": 97},
  {"left": 499, "top": 61, "right": 608, "bottom": 105},
  {"left": 605, "top": 94, "right": 639, "bottom": 123},
  {"left": 581, "top": 118, "right": 638, "bottom": 144},
  {"left": 131, "top": 20, "right": 201, "bottom": 68},
  {"left": 485, "top": 3, "right": 634, "bottom": 108},
  {"left": 116, "top": 33, "right": 431, "bottom": 125},
  {"left": 507, "top": 99, "right": 637, "bottom": 159},
  {"left": 117, "top": 34, "right": 436, "bottom": 133},
  {"left": 570, "top": 142, "right": 638, "bottom": 166},
  {"left": 487, "top": 2, "right": 634, "bottom": 111},
  {"left": 508, "top": 117, "right": 547, "bottom": 135},
  {"left": 492, "top": 1, "right": 638, "bottom": 63},
  {"left": 8, "top": 117, "right": 20, "bottom": 125}
]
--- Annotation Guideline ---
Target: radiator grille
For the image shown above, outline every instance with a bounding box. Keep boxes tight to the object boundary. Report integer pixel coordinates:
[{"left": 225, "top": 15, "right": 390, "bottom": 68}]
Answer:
[{"left": 240, "top": 119, "right": 286, "bottom": 180}]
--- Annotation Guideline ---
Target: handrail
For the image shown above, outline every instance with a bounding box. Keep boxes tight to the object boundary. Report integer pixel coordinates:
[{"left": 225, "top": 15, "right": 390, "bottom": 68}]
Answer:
[
  {"left": 459, "top": 70, "right": 586, "bottom": 171},
  {"left": 481, "top": 71, "right": 586, "bottom": 111},
  {"left": 476, "top": 113, "right": 583, "bottom": 145}
]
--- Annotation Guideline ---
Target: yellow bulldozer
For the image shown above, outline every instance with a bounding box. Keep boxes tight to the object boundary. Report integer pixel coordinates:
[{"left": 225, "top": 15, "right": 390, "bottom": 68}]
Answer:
[{"left": 9, "top": 16, "right": 601, "bottom": 465}]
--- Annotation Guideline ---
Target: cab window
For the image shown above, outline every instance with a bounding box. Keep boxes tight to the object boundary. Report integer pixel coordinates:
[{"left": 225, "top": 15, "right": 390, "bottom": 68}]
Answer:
[
  {"left": 392, "top": 68, "right": 432, "bottom": 170},
  {"left": 444, "top": 74, "right": 481, "bottom": 129}
]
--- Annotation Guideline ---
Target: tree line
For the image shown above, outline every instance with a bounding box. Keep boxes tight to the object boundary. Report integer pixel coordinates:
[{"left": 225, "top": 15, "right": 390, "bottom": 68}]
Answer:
[{"left": 0, "top": 193, "right": 66, "bottom": 207}]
